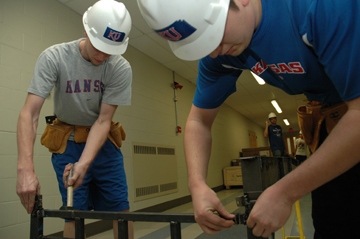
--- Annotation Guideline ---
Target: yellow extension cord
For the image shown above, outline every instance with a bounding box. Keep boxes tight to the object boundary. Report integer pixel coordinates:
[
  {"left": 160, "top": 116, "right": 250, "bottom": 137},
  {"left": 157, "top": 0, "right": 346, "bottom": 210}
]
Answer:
[{"left": 283, "top": 200, "right": 305, "bottom": 239}]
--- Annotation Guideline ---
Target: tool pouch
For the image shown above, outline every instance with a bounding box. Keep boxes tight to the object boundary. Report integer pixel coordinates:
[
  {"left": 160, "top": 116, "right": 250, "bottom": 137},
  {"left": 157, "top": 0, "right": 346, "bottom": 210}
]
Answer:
[
  {"left": 73, "top": 121, "right": 126, "bottom": 149},
  {"left": 322, "top": 102, "right": 348, "bottom": 134},
  {"left": 41, "top": 119, "right": 74, "bottom": 154},
  {"left": 108, "top": 121, "right": 126, "bottom": 149},
  {"left": 42, "top": 119, "right": 125, "bottom": 152},
  {"left": 297, "top": 103, "right": 324, "bottom": 153},
  {"left": 74, "top": 125, "right": 91, "bottom": 143},
  {"left": 297, "top": 102, "right": 347, "bottom": 153}
]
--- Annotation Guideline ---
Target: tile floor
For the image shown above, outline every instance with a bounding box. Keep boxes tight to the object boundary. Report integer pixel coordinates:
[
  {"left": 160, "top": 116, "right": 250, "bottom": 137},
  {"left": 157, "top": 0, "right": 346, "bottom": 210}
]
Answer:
[{"left": 88, "top": 188, "right": 314, "bottom": 239}]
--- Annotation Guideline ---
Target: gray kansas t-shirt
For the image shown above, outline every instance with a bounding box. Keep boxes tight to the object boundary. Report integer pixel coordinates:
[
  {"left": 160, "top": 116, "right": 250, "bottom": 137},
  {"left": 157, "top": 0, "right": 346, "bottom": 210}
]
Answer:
[{"left": 28, "top": 38, "right": 132, "bottom": 126}]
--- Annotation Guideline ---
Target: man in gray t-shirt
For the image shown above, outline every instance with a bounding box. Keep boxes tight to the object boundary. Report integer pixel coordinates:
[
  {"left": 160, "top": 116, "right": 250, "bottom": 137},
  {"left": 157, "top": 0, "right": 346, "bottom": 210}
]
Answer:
[{"left": 16, "top": 1, "right": 133, "bottom": 238}]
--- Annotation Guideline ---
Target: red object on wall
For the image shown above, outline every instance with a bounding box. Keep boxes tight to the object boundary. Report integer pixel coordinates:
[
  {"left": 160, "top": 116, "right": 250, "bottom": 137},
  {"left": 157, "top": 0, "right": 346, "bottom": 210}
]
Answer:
[
  {"left": 177, "top": 126, "right": 182, "bottom": 133},
  {"left": 289, "top": 128, "right": 293, "bottom": 132},
  {"left": 174, "top": 82, "right": 183, "bottom": 89}
]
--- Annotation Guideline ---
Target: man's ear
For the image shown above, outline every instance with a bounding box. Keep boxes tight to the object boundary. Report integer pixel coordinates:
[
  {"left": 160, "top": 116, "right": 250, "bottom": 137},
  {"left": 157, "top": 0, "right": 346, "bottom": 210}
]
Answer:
[{"left": 84, "top": 30, "right": 88, "bottom": 38}]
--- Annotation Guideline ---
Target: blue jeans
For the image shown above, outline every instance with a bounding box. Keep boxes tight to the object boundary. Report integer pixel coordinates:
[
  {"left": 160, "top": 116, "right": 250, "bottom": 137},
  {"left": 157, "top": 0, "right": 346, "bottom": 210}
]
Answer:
[
  {"left": 312, "top": 123, "right": 360, "bottom": 238},
  {"left": 52, "top": 139, "right": 129, "bottom": 221},
  {"left": 272, "top": 149, "right": 285, "bottom": 157}
]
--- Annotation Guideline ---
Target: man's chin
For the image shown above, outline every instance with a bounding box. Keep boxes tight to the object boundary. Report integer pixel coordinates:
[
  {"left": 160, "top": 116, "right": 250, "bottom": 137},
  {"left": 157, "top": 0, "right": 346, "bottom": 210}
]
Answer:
[{"left": 91, "top": 60, "right": 102, "bottom": 66}]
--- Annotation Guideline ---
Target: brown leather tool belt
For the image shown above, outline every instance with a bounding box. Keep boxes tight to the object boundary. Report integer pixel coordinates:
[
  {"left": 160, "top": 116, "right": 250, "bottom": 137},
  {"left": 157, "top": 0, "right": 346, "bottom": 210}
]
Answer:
[
  {"left": 297, "top": 101, "right": 347, "bottom": 153},
  {"left": 41, "top": 118, "right": 126, "bottom": 154}
]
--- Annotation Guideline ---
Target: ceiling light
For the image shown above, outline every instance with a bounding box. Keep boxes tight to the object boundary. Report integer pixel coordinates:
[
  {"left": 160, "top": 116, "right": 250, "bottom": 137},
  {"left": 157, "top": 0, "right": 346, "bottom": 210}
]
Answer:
[
  {"left": 271, "top": 100, "right": 282, "bottom": 113},
  {"left": 250, "top": 71, "right": 265, "bottom": 85},
  {"left": 283, "top": 119, "right": 290, "bottom": 125}
]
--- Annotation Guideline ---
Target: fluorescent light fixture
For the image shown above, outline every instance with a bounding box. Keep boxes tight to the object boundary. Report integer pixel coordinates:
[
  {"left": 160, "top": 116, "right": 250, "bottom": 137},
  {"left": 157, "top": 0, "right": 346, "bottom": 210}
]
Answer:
[
  {"left": 283, "top": 119, "right": 290, "bottom": 125},
  {"left": 271, "top": 100, "right": 282, "bottom": 113},
  {"left": 250, "top": 71, "right": 266, "bottom": 85}
]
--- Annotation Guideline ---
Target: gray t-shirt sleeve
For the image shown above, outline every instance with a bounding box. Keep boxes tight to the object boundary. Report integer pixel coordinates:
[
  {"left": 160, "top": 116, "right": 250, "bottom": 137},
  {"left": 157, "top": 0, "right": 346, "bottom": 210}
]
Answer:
[
  {"left": 27, "top": 50, "right": 58, "bottom": 99},
  {"left": 102, "top": 58, "right": 132, "bottom": 106}
]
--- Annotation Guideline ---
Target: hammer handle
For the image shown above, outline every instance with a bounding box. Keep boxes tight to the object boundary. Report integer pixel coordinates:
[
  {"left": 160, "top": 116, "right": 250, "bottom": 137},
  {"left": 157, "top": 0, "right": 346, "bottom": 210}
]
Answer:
[
  {"left": 66, "top": 163, "right": 74, "bottom": 207},
  {"left": 67, "top": 186, "right": 74, "bottom": 207}
]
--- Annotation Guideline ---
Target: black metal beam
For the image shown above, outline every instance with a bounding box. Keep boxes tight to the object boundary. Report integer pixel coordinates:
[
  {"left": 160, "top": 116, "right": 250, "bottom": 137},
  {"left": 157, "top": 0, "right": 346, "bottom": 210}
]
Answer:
[
  {"left": 170, "top": 221, "right": 181, "bottom": 239},
  {"left": 75, "top": 217, "right": 85, "bottom": 239},
  {"left": 118, "top": 219, "right": 128, "bottom": 239},
  {"left": 44, "top": 209, "right": 197, "bottom": 223}
]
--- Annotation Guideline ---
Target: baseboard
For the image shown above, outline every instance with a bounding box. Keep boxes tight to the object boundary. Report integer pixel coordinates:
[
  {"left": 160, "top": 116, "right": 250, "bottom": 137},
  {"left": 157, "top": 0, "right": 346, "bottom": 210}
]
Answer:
[{"left": 47, "top": 185, "right": 225, "bottom": 237}]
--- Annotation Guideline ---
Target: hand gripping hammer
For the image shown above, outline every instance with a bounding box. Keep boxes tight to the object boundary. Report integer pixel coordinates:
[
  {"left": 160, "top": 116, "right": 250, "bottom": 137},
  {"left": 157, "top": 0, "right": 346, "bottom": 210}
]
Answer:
[{"left": 60, "top": 163, "right": 77, "bottom": 211}]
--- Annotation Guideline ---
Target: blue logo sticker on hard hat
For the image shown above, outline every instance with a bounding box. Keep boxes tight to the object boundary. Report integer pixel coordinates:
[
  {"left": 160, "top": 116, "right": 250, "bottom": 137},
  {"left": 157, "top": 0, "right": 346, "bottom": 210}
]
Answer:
[
  {"left": 103, "top": 27, "right": 125, "bottom": 42},
  {"left": 155, "top": 20, "right": 196, "bottom": 41}
]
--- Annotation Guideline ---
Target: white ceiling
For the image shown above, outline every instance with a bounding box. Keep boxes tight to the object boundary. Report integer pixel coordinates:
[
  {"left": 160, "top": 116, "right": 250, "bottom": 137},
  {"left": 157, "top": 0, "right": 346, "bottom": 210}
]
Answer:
[{"left": 57, "top": 0, "right": 308, "bottom": 132}]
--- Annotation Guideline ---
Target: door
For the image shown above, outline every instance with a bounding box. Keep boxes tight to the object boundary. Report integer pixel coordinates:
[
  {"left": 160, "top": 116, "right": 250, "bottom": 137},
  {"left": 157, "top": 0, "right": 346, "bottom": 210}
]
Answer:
[{"left": 249, "top": 131, "right": 257, "bottom": 148}]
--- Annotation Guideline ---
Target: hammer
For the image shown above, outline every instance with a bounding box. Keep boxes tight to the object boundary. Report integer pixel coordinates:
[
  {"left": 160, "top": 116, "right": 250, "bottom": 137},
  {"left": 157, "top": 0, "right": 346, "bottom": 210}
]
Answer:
[{"left": 60, "top": 163, "right": 77, "bottom": 211}]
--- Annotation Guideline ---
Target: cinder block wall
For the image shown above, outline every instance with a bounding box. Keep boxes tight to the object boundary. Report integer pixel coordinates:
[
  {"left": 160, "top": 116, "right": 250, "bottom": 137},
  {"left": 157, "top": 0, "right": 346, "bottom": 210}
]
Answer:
[{"left": 0, "top": 0, "right": 267, "bottom": 238}]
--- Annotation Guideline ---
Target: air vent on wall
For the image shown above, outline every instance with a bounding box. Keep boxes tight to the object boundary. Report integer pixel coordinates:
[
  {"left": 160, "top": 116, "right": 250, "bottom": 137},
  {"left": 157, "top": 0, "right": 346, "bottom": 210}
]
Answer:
[
  {"left": 133, "top": 145, "right": 156, "bottom": 154},
  {"left": 136, "top": 185, "right": 159, "bottom": 197},
  {"left": 132, "top": 142, "right": 178, "bottom": 202},
  {"left": 160, "top": 182, "right": 178, "bottom": 192},
  {"left": 157, "top": 147, "right": 175, "bottom": 155}
]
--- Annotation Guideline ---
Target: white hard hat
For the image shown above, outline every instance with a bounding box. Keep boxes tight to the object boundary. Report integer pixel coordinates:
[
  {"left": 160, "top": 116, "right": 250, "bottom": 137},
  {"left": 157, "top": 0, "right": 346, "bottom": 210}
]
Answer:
[
  {"left": 137, "top": 0, "right": 230, "bottom": 61},
  {"left": 268, "top": 112, "right": 277, "bottom": 119},
  {"left": 83, "top": 0, "right": 131, "bottom": 55}
]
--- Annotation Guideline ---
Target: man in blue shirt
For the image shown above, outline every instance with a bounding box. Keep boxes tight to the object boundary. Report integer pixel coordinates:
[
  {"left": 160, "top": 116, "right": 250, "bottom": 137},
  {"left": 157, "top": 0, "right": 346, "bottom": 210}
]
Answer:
[
  {"left": 263, "top": 113, "right": 286, "bottom": 157},
  {"left": 137, "top": 0, "right": 360, "bottom": 238}
]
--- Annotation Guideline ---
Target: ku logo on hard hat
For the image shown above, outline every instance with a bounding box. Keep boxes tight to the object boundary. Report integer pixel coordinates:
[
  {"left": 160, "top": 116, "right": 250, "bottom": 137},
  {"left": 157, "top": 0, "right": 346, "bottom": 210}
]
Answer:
[
  {"left": 103, "top": 27, "right": 126, "bottom": 42},
  {"left": 155, "top": 20, "right": 196, "bottom": 41}
]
